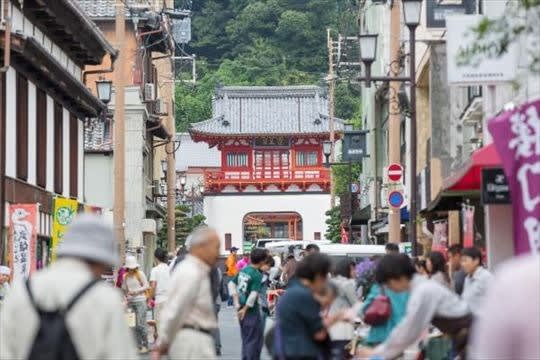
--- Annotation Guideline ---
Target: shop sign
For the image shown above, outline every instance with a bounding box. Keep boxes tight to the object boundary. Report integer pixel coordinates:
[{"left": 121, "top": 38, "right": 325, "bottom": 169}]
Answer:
[
  {"left": 481, "top": 168, "right": 511, "bottom": 204},
  {"left": 446, "top": 15, "right": 517, "bottom": 85},
  {"left": 489, "top": 98, "right": 540, "bottom": 255},
  {"left": 254, "top": 137, "right": 290, "bottom": 147},
  {"left": 51, "top": 197, "right": 78, "bottom": 261},
  {"left": 342, "top": 130, "right": 368, "bottom": 162},
  {"left": 426, "top": 0, "right": 476, "bottom": 28},
  {"left": 9, "top": 204, "right": 39, "bottom": 280}
]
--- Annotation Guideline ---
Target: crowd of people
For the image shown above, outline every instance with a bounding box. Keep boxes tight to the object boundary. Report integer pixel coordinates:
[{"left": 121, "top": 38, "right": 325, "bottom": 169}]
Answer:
[{"left": 0, "top": 213, "right": 538, "bottom": 360}]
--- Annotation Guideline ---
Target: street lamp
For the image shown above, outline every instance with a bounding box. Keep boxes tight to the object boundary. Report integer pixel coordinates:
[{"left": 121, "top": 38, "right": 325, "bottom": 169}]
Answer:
[
  {"left": 322, "top": 140, "right": 332, "bottom": 166},
  {"left": 353, "top": 0, "right": 422, "bottom": 255},
  {"left": 95, "top": 78, "right": 113, "bottom": 104},
  {"left": 402, "top": 0, "right": 422, "bottom": 29}
]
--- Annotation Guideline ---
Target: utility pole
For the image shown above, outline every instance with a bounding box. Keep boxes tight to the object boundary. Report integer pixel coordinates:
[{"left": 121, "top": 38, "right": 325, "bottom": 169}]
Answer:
[
  {"left": 327, "top": 28, "right": 336, "bottom": 208},
  {"left": 114, "top": 0, "right": 126, "bottom": 263},
  {"left": 388, "top": 2, "right": 401, "bottom": 244}
]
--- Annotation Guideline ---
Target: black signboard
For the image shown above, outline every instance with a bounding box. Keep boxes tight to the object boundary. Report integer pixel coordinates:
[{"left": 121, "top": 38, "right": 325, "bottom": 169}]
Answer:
[
  {"left": 342, "top": 130, "right": 368, "bottom": 162},
  {"left": 253, "top": 137, "right": 290, "bottom": 147},
  {"left": 481, "top": 168, "right": 511, "bottom": 204},
  {"left": 426, "top": 0, "right": 477, "bottom": 28}
]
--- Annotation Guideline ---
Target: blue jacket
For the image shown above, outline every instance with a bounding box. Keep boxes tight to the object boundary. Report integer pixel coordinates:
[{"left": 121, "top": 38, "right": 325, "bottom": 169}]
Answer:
[{"left": 361, "top": 284, "right": 409, "bottom": 345}]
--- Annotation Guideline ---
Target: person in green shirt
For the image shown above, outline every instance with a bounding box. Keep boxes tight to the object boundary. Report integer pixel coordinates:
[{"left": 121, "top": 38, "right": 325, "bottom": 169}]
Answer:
[{"left": 229, "top": 248, "right": 269, "bottom": 360}]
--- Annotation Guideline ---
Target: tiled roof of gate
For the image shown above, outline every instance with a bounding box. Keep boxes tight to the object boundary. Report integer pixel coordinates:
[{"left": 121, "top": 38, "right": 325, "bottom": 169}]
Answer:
[{"left": 189, "top": 86, "right": 343, "bottom": 136}]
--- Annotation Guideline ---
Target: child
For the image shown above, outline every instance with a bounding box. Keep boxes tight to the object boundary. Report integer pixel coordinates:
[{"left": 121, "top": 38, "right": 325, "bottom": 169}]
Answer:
[{"left": 229, "top": 248, "right": 268, "bottom": 360}]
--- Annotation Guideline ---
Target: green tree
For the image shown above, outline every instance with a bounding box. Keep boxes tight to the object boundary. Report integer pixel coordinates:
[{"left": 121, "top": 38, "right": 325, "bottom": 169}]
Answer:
[{"left": 325, "top": 206, "right": 342, "bottom": 242}]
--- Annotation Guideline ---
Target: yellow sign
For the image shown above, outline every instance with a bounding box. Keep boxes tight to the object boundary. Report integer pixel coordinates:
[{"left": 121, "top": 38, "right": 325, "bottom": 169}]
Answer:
[{"left": 51, "top": 197, "right": 78, "bottom": 261}]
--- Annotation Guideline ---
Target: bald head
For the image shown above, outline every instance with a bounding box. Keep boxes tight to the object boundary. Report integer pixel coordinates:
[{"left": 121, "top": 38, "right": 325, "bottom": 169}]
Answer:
[{"left": 186, "top": 226, "right": 220, "bottom": 266}]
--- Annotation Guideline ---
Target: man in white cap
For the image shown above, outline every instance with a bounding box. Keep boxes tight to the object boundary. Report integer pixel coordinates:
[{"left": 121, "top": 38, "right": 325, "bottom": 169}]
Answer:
[
  {"left": 153, "top": 226, "right": 221, "bottom": 360},
  {"left": 0, "top": 214, "right": 138, "bottom": 359},
  {"left": 0, "top": 265, "right": 10, "bottom": 310}
]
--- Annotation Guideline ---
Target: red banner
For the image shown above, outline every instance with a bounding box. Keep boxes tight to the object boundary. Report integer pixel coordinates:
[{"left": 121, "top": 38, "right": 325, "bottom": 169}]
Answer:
[
  {"left": 462, "top": 204, "right": 475, "bottom": 248},
  {"left": 9, "top": 204, "right": 39, "bottom": 280}
]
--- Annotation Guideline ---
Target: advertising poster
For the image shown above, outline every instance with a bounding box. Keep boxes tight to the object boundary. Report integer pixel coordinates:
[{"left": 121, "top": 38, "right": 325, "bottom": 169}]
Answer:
[
  {"left": 432, "top": 220, "right": 449, "bottom": 254},
  {"left": 462, "top": 205, "right": 475, "bottom": 248},
  {"left": 51, "top": 197, "right": 78, "bottom": 261},
  {"left": 489, "top": 98, "right": 540, "bottom": 254},
  {"left": 9, "top": 204, "right": 39, "bottom": 280}
]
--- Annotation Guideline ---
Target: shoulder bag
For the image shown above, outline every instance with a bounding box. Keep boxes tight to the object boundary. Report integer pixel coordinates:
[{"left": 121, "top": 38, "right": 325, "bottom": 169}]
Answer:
[{"left": 363, "top": 285, "right": 391, "bottom": 326}]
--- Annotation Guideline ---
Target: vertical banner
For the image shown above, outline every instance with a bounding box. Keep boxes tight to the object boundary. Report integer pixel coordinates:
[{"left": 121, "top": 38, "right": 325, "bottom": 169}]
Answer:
[
  {"left": 9, "top": 204, "right": 38, "bottom": 280},
  {"left": 51, "top": 197, "right": 78, "bottom": 261},
  {"left": 432, "top": 220, "right": 449, "bottom": 254},
  {"left": 462, "top": 205, "right": 475, "bottom": 248},
  {"left": 489, "top": 98, "right": 540, "bottom": 255}
]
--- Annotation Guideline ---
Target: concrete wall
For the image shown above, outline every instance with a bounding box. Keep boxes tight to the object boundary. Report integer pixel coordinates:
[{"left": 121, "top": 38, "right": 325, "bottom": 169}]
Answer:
[
  {"left": 203, "top": 193, "right": 331, "bottom": 254},
  {"left": 84, "top": 154, "right": 113, "bottom": 209}
]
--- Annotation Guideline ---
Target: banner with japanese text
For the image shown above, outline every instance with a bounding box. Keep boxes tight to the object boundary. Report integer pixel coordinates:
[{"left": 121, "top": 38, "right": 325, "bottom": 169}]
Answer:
[
  {"left": 51, "top": 197, "right": 78, "bottom": 261},
  {"left": 461, "top": 205, "right": 475, "bottom": 248},
  {"left": 9, "top": 204, "right": 38, "bottom": 280},
  {"left": 432, "top": 220, "right": 449, "bottom": 254},
  {"left": 489, "top": 98, "right": 540, "bottom": 255}
]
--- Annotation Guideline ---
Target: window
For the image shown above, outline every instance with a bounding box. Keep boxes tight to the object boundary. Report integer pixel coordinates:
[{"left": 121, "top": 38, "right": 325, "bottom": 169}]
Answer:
[
  {"left": 224, "top": 233, "right": 232, "bottom": 250},
  {"left": 226, "top": 152, "right": 248, "bottom": 168},
  {"left": 16, "top": 73, "right": 28, "bottom": 180},
  {"left": 295, "top": 151, "right": 318, "bottom": 167},
  {"left": 54, "top": 102, "right": 63, "bottom": 194},
  {"left": 36, "top": 89, "right": 47, "bottom": 187},
  {"left": 314, "top": 232, "right": 321, "bottom": 240},
  {"left": 69, "top": 114, "right": 78, "bottom": 198}
]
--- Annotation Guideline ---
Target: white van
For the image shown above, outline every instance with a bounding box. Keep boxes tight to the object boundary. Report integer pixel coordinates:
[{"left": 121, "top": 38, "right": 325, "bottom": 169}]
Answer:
[
  {"left": 254, "top": 238, "right": 290, "bottom": 248},
  {"left": 319, "top": 243, "right": 413, "bottom": 262},
  {"left": 264, "top": 240, "right": 332, "bottom": 254}
]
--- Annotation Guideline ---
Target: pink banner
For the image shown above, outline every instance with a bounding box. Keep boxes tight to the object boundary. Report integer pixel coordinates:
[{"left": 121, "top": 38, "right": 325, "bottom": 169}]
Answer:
[
  {"left": 488, "top": 98, "right": 540, "bottom": 255},
  {"left": 9, "top": 204, "right": 39, "bottom": 279},
  {"left": 432, "top": 220, "right": 449, "bottom": 254}
]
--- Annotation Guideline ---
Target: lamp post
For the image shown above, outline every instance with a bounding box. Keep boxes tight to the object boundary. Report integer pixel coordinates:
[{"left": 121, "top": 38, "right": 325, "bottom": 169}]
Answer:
[
  {"left": 323, "top": 140, "right": 354, "bottom": 242},
  {"left": 356, "top": 0, "right": 421, "bottom": 255},
  {"left": 96, "top": 78, "right": 113, "bottom": 105}
]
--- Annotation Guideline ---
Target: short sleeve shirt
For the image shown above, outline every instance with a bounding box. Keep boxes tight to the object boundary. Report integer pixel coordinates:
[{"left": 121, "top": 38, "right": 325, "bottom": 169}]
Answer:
[
  {"left": 276, "top": 280, "right": 324, "bottom": 357},
  {"left": 233, "top": 265, "right": 263, "bottom": 314},
  {"left": 150, "top": 263, "right": 171, "bottom": 304}
]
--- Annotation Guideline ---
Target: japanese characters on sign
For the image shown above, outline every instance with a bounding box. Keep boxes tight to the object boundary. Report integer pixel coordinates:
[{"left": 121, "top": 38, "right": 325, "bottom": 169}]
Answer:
[
  {"left": 489, "top": 98, "right": 540, "bottom": 255},
  {"left": 481, "top": 168, "right": 511, "bottom": 204},
  {"left": 9, "top": 204, "right": 39, "bottom": 280},
  {"left": 51, "top": 197, "right": 78, "bottom": 262}
]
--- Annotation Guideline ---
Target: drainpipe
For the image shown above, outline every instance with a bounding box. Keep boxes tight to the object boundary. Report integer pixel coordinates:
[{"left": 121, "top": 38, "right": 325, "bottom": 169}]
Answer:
[
  {"left": 82, "top": 52, "right": 119, "bottom": 85},
  {"left": 0, "top": 0, "right": 10, "bottom": 263}
]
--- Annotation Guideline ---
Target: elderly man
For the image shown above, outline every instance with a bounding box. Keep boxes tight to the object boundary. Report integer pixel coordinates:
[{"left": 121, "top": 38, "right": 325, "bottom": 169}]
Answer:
[
  {"left": 0, "top": 214, "right": 137, "bottom": 359},
  {"left": 154, "top": 226, "right": 221, "bottom": 360}
]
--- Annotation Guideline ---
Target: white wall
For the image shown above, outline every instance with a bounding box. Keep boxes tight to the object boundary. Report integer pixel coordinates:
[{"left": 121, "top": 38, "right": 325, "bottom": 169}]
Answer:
[
  {"left": 46, "top": 95, "right": 54, "bottom": 192},
  {"left": 62, "top": 108, "right": 70, "bottom": 197},
  {"left": 84, "top": 154, "right": 114, "bottom": 209},
  {"left": 203, "top": 193, "right": 331, "bottom": 254}
]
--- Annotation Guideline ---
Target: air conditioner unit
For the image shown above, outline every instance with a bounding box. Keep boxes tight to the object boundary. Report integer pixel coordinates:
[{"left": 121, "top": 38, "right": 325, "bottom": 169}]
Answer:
[
  {"left": 157, "top": 99, "right": 168, "bottom": 115},
  {"left": 144, "top": 83, "right": 155, "bottom": 101}
]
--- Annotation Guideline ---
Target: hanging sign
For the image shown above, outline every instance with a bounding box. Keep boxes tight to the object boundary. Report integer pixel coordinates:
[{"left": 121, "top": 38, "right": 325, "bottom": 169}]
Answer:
[
  {"left": 426, "top": 0, "right": 476, "bottom": 28},
  {"left": 489, "top": 98, "right": 540, "bottom": 255},
  {"left": 51, "top": 197, "right": 78, "bottom": 261},
  {"left": 9, "top": 204, "right": 39, "bottom": 280},
  {"left": 481, "top": 168, "right": 511, "bottom": 204},
  {"left": 462, "top": 205, "right": 475, "bottom": 248},
  {"left": 342, "top": 131, "right": 368, "bottom": 162}
]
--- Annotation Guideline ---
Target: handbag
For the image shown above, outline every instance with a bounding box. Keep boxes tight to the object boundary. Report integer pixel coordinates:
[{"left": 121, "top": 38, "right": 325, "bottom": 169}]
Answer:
[{"left": 363, "top": 286, "right": 391, "bottom": 326}]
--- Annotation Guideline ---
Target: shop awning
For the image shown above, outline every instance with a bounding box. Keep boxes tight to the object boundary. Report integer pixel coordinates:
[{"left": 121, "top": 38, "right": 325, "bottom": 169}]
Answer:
[
  {"left": 423, "top": 144, "right": 501, "bottom": 213},
  {"left": 443, "top": 144, "right": 502, "bottom": 191}
]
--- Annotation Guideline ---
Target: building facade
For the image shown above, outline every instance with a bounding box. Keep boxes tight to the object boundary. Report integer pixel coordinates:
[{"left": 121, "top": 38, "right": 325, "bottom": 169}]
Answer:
[
  {"left": 189, "top": 86, "right": 342, "bottom": 253},
  {"left": 0, "top": 0, "right": 115, "bottom": 266},
  {"left": 78, "top": 0, "right": 176, "bottom": 273}
]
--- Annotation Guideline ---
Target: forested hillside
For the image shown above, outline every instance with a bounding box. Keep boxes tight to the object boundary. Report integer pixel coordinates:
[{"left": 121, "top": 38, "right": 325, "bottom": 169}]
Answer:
[{"left": 174, "top": 0, "right": 362, "bottom": 131}]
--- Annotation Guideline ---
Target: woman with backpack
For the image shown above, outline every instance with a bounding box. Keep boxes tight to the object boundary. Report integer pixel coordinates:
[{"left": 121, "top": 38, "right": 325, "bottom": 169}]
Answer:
[{"left": 122, "top": 255, "right": 150, "bottom": 353}]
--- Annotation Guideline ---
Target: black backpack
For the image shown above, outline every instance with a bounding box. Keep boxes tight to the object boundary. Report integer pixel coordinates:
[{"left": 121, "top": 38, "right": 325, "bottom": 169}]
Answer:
[{"left": 25, "top": 278, "right": 100, "bottom": 360}]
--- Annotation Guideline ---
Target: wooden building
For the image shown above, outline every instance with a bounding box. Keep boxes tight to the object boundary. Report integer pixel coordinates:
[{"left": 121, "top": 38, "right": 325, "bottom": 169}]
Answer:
[{"left": 0, "top": 0, "right": 116, "bottom": 264}]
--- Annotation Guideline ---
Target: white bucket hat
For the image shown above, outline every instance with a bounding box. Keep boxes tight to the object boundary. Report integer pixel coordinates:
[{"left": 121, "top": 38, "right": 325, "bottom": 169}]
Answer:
[
  {"left": 0, "top": 265, "right": 10, "bottom": 275},
  {"left": 124, "top": 255, "right": 139, "bottom": 269},
  {"left": 56, "top": 214, "right": 119, "bottom": 267}
]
